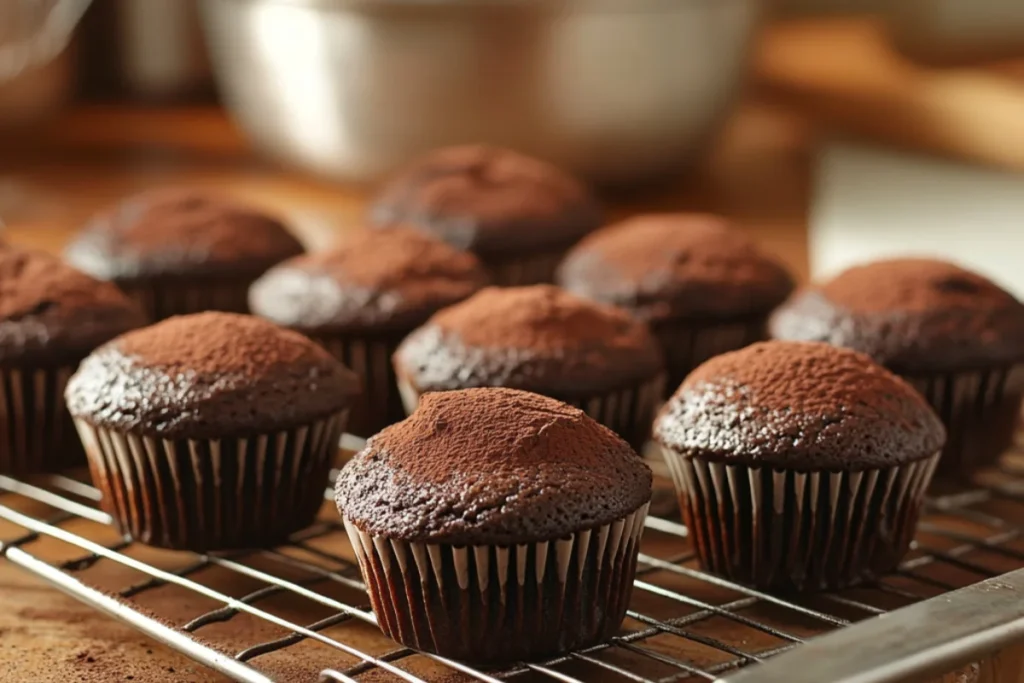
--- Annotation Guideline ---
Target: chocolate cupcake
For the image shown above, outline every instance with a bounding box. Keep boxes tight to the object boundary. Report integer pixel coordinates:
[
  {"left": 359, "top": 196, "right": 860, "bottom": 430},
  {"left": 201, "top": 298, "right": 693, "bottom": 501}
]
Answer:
[
  {"left": 336, "top": 388, "right": 652, "bottom": 663},
  {"left": 0, "top": 248, "right": 144, "bottom": 474},
  {"left": 65, "top": 313, "right": 359, "bottom": 550},
  {"left": 249, "top": 227, "right": 488, "bottom": 437},
  {"left": 64, "top": 189, "right": 305, "bottom": 320},
  {"left": 393, "top": 285, "right": 665, "bottom": 449},
  {"left": 557, "top": 213, "right": 794, "bottom": 393},
  {"left": 770, "top": 259, "right": 1024, "bottom": 476},
  {"left": 369, "top": 145, "right": 602, "bottom": 286},
  {"left": 655, "top": 341, "right": 945, "bottom": 591}
]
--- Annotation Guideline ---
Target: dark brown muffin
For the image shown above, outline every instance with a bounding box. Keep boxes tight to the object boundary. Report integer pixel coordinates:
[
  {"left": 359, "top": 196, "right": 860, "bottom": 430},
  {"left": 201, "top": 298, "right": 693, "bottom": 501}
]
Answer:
[
  {"left": 770, "top": 259, "right": 1024, "bottom": 476},
  {"left": 336, "top": 387, "right": 652, "bottom": 663},
  {"left": 249, "top": 228, "right": 488, "bottom": 436},
  {"left": 655, "top": 341, "right": 945, "bottom": 591},
  {"left": 0, "top": 248, "right": 144, "bottom": 474},
  {"left": 66, "top": 312, "right": 359, "bottom": 550},
  {"left": 369, "top": 145, "right": 602, "bottom": 285},
  {"left": 64, "top": 189, "right": 305, "bottom": 320},
  {"left": 557, "top": 213, "right": 794, "bottom": 393},
  {"left": 393, "top": 285, "right": 665, "bottom": 448}
]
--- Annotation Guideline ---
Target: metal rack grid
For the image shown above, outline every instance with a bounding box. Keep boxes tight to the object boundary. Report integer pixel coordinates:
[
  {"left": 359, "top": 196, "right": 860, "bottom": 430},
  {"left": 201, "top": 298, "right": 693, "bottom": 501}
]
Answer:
[{"left": 2, "top": 435, "right": 1024, "bottom": 683}]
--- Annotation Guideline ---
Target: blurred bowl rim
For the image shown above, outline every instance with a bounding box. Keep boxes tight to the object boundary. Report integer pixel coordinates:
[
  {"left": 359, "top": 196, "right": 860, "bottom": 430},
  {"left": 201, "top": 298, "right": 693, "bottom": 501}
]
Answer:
[{"left": 202, "top": 0, "right": 748, "bottom": 13}]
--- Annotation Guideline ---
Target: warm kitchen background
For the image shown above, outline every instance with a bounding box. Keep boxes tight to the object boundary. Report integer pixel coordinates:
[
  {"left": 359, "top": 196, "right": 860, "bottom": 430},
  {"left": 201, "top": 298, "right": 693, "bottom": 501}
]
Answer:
[{"left": 1, "top": 0, "right": 1023, "bottom": 680}]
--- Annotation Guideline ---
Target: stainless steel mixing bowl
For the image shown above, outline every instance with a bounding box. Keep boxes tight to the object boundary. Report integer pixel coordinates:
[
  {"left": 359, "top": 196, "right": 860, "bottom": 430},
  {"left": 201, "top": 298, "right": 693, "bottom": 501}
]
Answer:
[{"left": 200, "top": 0, "right": 761, "bottom": 185}]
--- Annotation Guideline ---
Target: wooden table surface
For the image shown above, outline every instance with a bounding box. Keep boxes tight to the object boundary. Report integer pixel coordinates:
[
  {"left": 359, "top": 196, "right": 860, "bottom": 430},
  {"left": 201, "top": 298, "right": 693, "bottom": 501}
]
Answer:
[{"left": 0, "top": 96, "right": 814, "bottom": 682}]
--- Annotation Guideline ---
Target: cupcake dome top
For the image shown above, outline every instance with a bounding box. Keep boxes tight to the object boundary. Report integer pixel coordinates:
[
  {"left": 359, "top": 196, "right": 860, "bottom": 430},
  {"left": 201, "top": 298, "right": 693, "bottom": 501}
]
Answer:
[
  {"left": 65, "top": 312, "right": 359, "bottom": 438},
  {"left": 394, "top": 285, "right": 664, "bottom": 395},
  {"left": 368, "top": 145, "right": 601, "bottom": 255},
  {"left": 64, "top": 189, "right": 304, "bottom": 282},
  {"left": 249, "top": 227, "right": 488, "bottom": 333},
  {"left": 335, "top": 388, "right": 651, "bottom": 545},
  {"left": 655, "top": 341, "right": 945, "bottom": 470},
  {"left": 770, "top": 258, "right": 1024, "bottom": 372},
  {"left": 557, "top": 213, "right": 794, "bottom": 323},
  {"left": 0, "top": 248, "right": 144, "bottom": 364}
]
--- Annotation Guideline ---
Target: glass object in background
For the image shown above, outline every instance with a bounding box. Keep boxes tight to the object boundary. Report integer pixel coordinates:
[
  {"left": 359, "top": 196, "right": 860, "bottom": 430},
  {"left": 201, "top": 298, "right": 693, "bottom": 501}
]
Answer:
[
  {"left": 0, "top": 0, "right": 90, "bottom": 83},
  {"left": 115, "top": 0, "right": 212, "bottom": 101},
  {"left": 199, "top": 0, "right": 761, "bottom": 187},
  {"left": 0, "top": 0, "right": 88, "bottom": 131},
  {"left": 77, "top": 0, "right": 214, "bottom": 102}
]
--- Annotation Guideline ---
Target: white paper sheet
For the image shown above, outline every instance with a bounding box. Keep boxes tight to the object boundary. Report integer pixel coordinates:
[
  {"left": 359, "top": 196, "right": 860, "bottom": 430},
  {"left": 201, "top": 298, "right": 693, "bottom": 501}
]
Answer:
[{"left": 811, "top": 142, "right": 1024, "bottom": 297}]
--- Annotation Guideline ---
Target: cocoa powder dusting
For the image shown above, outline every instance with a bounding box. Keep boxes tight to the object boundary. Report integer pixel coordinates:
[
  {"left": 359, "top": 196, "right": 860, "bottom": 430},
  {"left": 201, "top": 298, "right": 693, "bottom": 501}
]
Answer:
[
  {"left": 820, "top": 259, "right": 1018, "bottom": 313},
  {"left": 249, "top": 227, "right": 488, "bottom": 332},
  {"left": 394, "top": 285, "right": 665, "bottom": 395},
  {"left": 0, "top": 248, "right": 144, "bottom": 364},
  {"left": 65, "top": 312, "right": 359, "bottom": 438},
  {"left": 556, "top": 213, "right": 794, "bottom": 322},
  {"left": 770, "top": 258, "right": 1024, "bottom": 372},
  {"left": 65, "top": 189, "right": 304, "bottom": 281},
  {"left": 336, "top": 388, "right": 651, "bottom": 545},
  {"left": 655, "top": 341, "right": 946, "bottom": 470},
  {"left": 117, "top": 312, "right": 335, "bottom": 378},
  {"left": 433, "top": 285, "right": 647, "bottom": 352},
  {"left": 369, "top": 145, "right": 601, "bottom": 255}
]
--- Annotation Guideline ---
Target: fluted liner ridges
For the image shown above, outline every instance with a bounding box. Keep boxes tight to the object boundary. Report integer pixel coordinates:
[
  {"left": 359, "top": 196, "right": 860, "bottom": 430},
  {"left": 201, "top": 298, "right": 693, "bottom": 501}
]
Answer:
[
  {"left": 905, "top": 364, "right": 1024, "bottom": 476},
  {"left": 0, "top": 365, "right": 80, "bottom": 474},
  {"left": 76, "top": 411, "right": 348, "bottom": 550},
  {"left": 661, "top": 448, "right": 941, "bottom": 591},
  {"left": 344, "top": 502, "right": 650, "bottom": 663}
]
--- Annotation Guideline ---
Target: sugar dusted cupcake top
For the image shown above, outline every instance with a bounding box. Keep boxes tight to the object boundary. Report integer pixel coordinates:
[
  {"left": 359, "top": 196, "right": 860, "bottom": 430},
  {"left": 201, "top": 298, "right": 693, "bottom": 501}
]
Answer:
[
  {"left": 394, "top": 285, "right": 664, "bottom": 395},
  {"left": 557, "top": 213, "right": 794, "bottom": 323},
  {"left": 770, "top": 259, "right": 1024, "bottom": 373},
  {"left": 0, "top": 248, "right": 144, "bottom": 365},
  {"left": 249, "top": 227, "right": 488, "bottom": 334},
  {"left": 369, "top": 145, "right": 601, "bottom": 256},
  {"left": 655, "top": 341, "right": 945, "bottom": 470},
  {"left": 65, "top": 189, "right": 304, "bottom": 282},
  {"left": 65, "top": 312, "right": 359, "bottom": 439},
  {"left": 336, "top": 388, "right": 651, "bottom": 545}
]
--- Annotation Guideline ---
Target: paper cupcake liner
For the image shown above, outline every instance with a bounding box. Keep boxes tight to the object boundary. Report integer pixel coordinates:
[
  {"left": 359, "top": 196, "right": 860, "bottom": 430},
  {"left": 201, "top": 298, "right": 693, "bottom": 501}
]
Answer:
[
  {"left": 397, "top": 375, "right": 666, "bottom": 451},
  {"left": 660, "top": 447, "right": 940, "bottom": 591},
  {"left": 905, "top": 364, "right": 1024, "bottom": 477},
  {"left": 561, "top": 376, "right": 667, "bottom": 450},
  {"left": 0, "top": 365, "right": 81, "bottom": 474},
  {"left": 121, "top": 281, "right": 254, "bottom": 321},
  {"left": 344, "top": 502, "right": 649, "bottom": 663},
  {"left": 316, "top": 335, "right": 405, "bottom": 438},
  {"left": 483, "top": 249, "right": 566, "bottom": 287},
  {"left": 653, "top": 318, "right": 766, "bottom": 394},
  {"left": 74, "top": 411, "right": 348, "bottom": 551}
]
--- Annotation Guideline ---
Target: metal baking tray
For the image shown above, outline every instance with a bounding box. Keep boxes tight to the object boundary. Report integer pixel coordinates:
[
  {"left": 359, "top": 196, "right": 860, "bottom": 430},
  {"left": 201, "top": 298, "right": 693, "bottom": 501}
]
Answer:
[{"left": 2, "top": 430, "right": 1024, "bottom": 683}]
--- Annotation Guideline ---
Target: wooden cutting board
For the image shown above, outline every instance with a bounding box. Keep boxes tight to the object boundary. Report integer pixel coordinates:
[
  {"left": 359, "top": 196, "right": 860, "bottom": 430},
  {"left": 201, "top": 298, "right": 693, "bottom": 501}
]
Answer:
[{"left": 755, "top": 18, "right": 1024, "bottom": 172}]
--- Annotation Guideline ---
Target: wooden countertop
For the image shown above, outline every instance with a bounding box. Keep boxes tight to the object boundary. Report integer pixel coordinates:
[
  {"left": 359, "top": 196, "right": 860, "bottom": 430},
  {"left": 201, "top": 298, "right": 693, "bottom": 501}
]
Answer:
[
  {"left": 753, "top": 17, "right": 1024, "bottom": 173},
  {"left": 0, "top": 95, "right": 813, "bottom": 682}
]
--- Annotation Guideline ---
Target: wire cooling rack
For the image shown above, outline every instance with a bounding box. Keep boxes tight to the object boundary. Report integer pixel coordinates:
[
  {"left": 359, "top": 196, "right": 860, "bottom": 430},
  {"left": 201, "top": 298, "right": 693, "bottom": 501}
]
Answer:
[{"left": 2, "top": 433, "right": 1024, "bottom": 683}]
